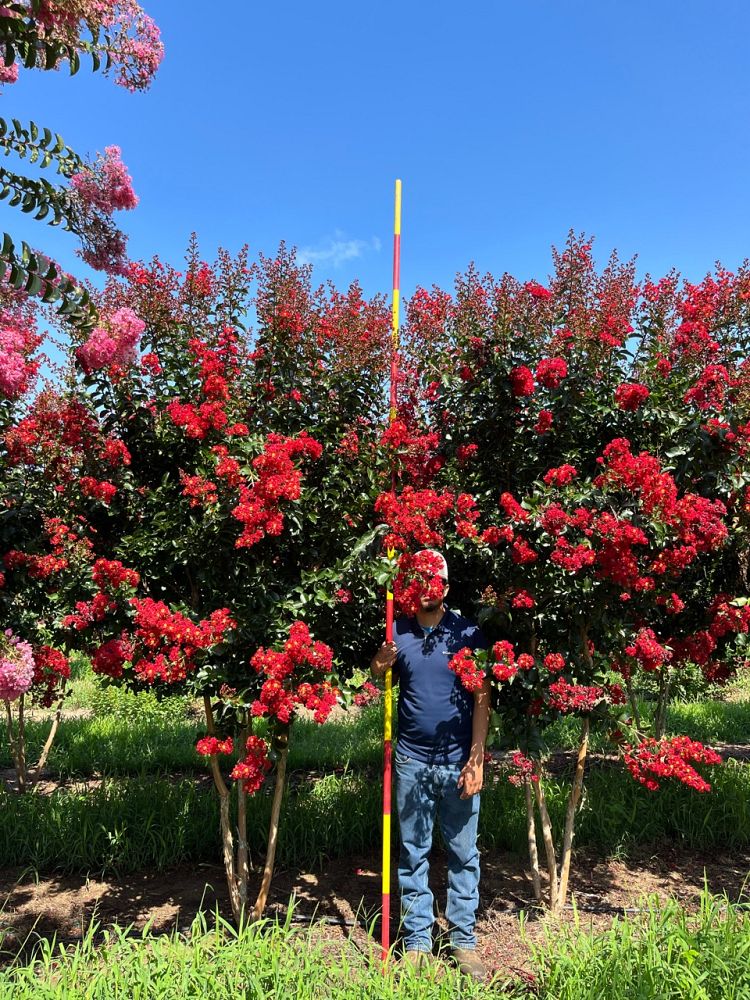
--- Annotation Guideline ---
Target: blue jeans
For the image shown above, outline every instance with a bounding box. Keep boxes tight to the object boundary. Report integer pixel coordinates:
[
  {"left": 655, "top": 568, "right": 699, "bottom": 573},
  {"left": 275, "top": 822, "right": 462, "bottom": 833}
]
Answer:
[{"left": 395, "top": 750, "right": 480, "bottom": 952}]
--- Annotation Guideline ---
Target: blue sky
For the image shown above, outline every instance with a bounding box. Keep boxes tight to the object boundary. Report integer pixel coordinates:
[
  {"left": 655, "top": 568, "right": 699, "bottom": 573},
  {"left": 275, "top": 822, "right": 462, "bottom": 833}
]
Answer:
[{"left": 4, "top": 0, "right": 750, "bottom": 304}]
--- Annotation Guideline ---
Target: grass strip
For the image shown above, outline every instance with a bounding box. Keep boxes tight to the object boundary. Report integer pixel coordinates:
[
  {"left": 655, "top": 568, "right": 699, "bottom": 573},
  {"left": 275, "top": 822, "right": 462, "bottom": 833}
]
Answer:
[
  {"left": 1, "top": 891, "right": 748, "bottom": 998},
  {"left": 0, "top": 910, "right": 499, "bottom": 999},
  {"left": 530, "top": 888, "right": 750, "bottom": 999},
  {"left": 1, "top": 761, "right": 748, "bottom": 875}
]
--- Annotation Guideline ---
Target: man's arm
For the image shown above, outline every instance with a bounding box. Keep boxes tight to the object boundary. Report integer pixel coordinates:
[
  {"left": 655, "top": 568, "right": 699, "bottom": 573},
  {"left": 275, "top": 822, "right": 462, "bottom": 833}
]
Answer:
[{"left": 457, "top": 674, "right": 491, "bottom": 798}]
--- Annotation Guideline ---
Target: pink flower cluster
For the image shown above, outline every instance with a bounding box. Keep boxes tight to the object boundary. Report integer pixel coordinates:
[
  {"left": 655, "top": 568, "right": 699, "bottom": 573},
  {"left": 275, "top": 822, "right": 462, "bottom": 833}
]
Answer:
[
  {"left": 71, "top": 146, "right": 138, "bottom": 215},
  {"left": 77, "top": 307, "right": 145, "bottom": 372},
  {"left": 0, "top": 630, "right": 35, "bottom": 701},
  {"left": 0, "top": 321, "right": 42, "bottom": 400}
]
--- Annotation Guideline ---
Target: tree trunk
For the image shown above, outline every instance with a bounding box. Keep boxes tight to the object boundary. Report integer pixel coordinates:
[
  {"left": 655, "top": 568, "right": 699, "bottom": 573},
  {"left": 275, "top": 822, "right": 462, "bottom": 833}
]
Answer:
[
  {"left": 236, "top": 727, "right": 250, "bottom": 923},
  {"left": 533, "top": 766, "right": 558, "bottom": 911},
  {"left": 203, "top": 694, "right": 241, "bottom": 921},
  {"left": 524, "top": 777, "right": 542, "bottom": 904},
  {"left": 31, "top": 683, "right": 67, "bottom": 786},
  {"left": 252, "top": 727, "right": 289, "bottom": 921},
  {"left": 556, "top": 717, "right": 590, "bottom": 910},
  {"left": 17, "top": 695, "right": 27, "bottom": 793}
]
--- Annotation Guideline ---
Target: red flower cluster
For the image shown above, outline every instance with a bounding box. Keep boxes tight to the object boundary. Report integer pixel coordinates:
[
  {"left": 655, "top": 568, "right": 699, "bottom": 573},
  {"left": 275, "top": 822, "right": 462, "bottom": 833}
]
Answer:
[
  {"left": 130, "top": 600, "right": 236, "bottom": 683},
  {"left": 491, "top": 641, "right": 518, "bottom": 682},
  {"left": 596, "top": 438, "right": 728, "bottom": 570},
  {"left": 500, "top": 492, "right": 528, "bottom": 522},
  {"left": 543, "top": 653, "right": 566, "bottom": 673},
  {"left": 353, "top": 681, "right": 381, "bottom": 707},
  {"left": 180, "top": 472, "right": 219, "bottom": 508},
  {"left": 455, "top": 492, "right": 480, "bottom": 538},
  {"left": 196, "top": 735, "right": 234, "bottom": 756},
  {"left": 511, "top": 590, "right": 535, "bottom": 609},
  {"left": 625, "top": 628, "right": 671, "bottom": 672},
  {"left": 92, "top": 559, "right": 140, "bottom": 591},
  {"left": 683, "top": 364, "right": 730, "bottom": 411},
  {"left": 523, "top": 281, "right": 552, "bottom": 300},
  {"left": 233, "top": 433, "right": 323, "bottom": 548},
  {"left": 550, "top": 538, "right": 596, "bottom": 573},
  {"left": 230, "top": 735, "right": 272, "bottom": 795},
  {"left": 623, "top": 736, "right": 722, "bottom": 792},
  {"left": 31, "top": 646, "right": 70, "bottom": 708},
  {"left": 507, "top": 751, "right": 539, "bottom": 787},
  {"left": 509, "top": 365, "right": 535, "bottom": 397},
  {"left": 543, "top": 464, "right": 577, "bottom": 487},
  {"left": 91, "top": 636, "right": 133, "bottom": 679},
  {"left": 211, "top": 445, "right": 243, "bottom": 488},
  {"left": 3, "top": 395, "right": 99, "bottom": 475},
  {"left": 79, "top": 476, "right": 118, "bottom": 505},
  {"left": 393, "top": 549, "right": 447, "bottom": 616},
  {"left": 511, "top": 538, "right": 538, "bottom": 565},
  {"left": 375, "top": 487, "right": 454, "bottom": 551},
  {"left": 448, "top": 647, "right": 486, "bottom": 692},
  {"left": 534, "top": 409, "right": 553, "bottom": 434},
  {"left": 456, "top": 443, "right": 478, "bottom": 465},
  {"left": 615, "top": 382, "right": 650, "bottom": 411},
  {"left": 249, "top": 622, "right": 338, "bottom": 725},
  {"left": 166, "top": 399, "right": 228, "bottom": 439},
  {"left": 536, "top": 357, "right": 568, "bottom": 389},
  {"left": 547, "top": 678, "right": 604, "bottom": 714}
]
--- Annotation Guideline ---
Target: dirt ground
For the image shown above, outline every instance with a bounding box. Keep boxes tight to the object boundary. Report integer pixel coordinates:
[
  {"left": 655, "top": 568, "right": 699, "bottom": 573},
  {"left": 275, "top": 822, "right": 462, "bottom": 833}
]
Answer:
[{"left": 2, "top": 845, "right": 749, "bottom": 983}]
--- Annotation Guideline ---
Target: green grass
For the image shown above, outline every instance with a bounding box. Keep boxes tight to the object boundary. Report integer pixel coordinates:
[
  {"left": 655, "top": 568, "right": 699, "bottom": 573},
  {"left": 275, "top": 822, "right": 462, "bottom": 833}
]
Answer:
[
  {"left": 1, "top": 892, "right": 748, "bottom": 999},
  {"left": 0, "top": 910, "right": 499, "bottom": 999},
  {"left": 530, "top": 889, "right": 750, "bottom": 1000},
  {"left": 0, "top": 703, "right": 384, "bottom": 779},
  {"left": 545, "top": 696, "right": 750, "bottom": 753},
  {"left": 0, "top": 715, "right": 204, "bottom": 777},
  {"left": 1, "top": 761, "right": 748, "bottom": 875}
]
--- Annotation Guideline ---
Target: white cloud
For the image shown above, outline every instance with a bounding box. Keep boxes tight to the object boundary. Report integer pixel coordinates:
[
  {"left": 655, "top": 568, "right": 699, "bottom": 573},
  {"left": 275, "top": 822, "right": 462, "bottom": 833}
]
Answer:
[{"left": 298, "top": 231, "right": 382, "bottom": 269}]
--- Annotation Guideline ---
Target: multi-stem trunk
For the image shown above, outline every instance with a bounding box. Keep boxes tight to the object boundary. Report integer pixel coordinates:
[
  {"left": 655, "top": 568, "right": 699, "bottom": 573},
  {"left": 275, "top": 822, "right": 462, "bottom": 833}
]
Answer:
[
  {"left": 31, "top": 684, "right": 67, "bottom": 786},
  {"left": 4, "top": 698, "right": 26, "bottom": 792},
  {"left": 252, "top": 726, "right": 289, "bottom": 921},
  {"left": 524, "top": 777, "right": 542, "bottom": 904},
  {"left": 556, "top": 717, "right": 590, "bottom": 912},
  {"left": 204, "top": 694, "right": 241, "bottom": 921},
  {"left": 533, "top": 765, "right": 558, "bottom": 911},
  {"left": 203, "top": 696, "right": 291, "bottom": 926}
]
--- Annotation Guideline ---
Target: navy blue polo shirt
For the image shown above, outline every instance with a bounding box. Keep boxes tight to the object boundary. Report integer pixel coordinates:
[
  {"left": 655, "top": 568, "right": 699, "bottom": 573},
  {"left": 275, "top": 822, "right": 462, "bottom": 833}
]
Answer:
[{"left": 394, "top": 608, "right": 488, "bottom": 765}]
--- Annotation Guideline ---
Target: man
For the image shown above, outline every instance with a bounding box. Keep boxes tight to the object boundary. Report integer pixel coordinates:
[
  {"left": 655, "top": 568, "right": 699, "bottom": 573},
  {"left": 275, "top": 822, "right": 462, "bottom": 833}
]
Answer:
[{"left": 370, "top": 550, "right": 490, "bottom": 981}]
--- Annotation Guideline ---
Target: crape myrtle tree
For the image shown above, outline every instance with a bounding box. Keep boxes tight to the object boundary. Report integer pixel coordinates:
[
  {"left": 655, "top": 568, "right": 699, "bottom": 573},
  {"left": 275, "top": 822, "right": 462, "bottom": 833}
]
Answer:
[
  {"left": 3, "top": 242, "right": 392, "bottom": 921},
  {"left": 389, "top": 235, "right": 750, "bottom": 911},
  {"left": 0, "top": 0, "right": 161, "bottom": 790}
]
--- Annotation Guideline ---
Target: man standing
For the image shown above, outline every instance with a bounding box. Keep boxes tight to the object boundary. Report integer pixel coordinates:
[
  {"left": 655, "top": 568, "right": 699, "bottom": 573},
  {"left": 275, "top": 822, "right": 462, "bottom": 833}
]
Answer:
[{"left": 370, "top": 550, "right": 490, "bottom": 980}]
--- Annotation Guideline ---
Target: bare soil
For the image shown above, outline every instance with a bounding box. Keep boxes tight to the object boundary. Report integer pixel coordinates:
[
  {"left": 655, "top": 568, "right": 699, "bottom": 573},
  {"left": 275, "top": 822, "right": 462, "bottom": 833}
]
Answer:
[{"left": 2, "top": 845, "right": 748, "bottom": 983}]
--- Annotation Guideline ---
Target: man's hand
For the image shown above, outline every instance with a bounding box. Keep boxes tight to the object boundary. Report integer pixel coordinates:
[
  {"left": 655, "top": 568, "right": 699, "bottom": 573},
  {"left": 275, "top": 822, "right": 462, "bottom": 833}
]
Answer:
[
  {"left": 457, "top": 755, "right": 484, "bottom": 798},
  {"left": 371, "top": 641, "right": 397, "bottom": 678}
]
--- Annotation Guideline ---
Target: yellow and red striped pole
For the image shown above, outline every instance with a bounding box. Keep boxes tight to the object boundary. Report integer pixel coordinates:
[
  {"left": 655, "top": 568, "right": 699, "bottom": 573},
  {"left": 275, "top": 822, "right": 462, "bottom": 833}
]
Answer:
[{"left": 382, "top": 178, "right": 401, "bottom": 965}]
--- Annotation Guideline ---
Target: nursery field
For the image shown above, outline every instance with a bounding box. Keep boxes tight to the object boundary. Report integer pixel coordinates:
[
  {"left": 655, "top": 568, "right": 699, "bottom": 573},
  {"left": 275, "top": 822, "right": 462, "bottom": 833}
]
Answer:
[{"left": 1, "top": 661, "right": 750, "bottom": 997}]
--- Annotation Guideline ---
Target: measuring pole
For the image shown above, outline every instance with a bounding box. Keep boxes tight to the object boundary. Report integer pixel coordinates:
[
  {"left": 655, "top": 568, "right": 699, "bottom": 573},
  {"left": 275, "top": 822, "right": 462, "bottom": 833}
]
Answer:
[{"left": 381, "top": 178, "right": 401, "bottom": 966}]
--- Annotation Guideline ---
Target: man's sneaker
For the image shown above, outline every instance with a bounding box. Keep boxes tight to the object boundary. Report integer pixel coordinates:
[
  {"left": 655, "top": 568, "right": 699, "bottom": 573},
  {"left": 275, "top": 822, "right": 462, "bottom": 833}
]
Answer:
[
  {"left": 451, "top": 947, "right": 487, "bottom": 981},
  {"left": 399, "top": 949, "right": 433, "bottom": 972}
]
